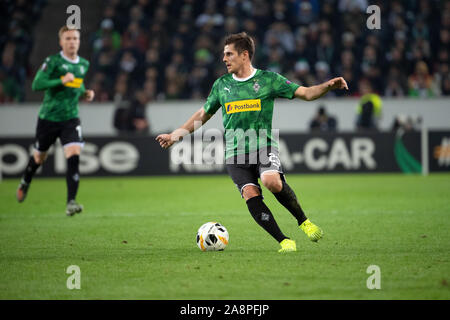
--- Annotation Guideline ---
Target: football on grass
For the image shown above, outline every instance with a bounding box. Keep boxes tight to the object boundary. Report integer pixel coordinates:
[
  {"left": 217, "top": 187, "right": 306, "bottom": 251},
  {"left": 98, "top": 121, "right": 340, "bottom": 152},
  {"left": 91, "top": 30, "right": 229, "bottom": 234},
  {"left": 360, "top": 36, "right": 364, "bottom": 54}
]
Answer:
[{"left": 196, "top": 222, "right": 229, "bottom": 251}]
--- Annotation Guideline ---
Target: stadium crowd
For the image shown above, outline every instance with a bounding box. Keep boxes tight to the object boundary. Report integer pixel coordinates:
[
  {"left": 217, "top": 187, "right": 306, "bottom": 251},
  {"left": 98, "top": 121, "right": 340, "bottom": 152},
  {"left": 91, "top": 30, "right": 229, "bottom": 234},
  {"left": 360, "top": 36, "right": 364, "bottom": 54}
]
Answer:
[
  {"left": 0, "top": 0, "right": 46, "bottom": 102},
  {"left": 0, "top": 0, "right": 449, "bottom": 105}
]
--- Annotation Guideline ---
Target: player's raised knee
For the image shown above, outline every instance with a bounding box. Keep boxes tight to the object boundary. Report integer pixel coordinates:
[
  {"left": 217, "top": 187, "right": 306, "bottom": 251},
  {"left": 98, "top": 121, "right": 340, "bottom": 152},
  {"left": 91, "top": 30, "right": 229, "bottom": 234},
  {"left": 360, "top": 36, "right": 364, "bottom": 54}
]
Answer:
[{"left": 261, "top": 173, "right": 283, "bottom": 193}]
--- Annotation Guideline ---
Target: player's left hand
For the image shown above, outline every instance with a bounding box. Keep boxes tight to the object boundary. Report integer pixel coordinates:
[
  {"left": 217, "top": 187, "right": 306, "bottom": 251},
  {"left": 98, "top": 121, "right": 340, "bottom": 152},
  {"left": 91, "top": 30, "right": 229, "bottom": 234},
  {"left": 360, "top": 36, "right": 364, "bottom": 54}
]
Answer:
[
  {"left": 84, "top": 89, "right": 95, "bottom": 101},
  {"left": 327, "top": 77, "right": 348, "bottom": 90}
]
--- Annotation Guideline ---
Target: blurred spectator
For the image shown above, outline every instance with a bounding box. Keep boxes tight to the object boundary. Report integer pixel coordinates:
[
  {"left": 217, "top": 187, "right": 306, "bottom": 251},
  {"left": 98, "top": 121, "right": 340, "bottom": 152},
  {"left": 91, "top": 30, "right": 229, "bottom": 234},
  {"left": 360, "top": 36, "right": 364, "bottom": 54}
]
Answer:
[
  {"left": 164, "top": 63, "right": 187, "bottom": 100},
  {"left": 338, "top": 0, "right": 368, "bottom": 12},
  {"left": 335, "top": 50, "right": 358, "bottom": 92},
  {"left": 187, "top": 65, "right": 210, "bottom": 98},
  {"left": 119, "top": 51, "right": 138, "bottom": 73},
  {"left": 113, "top": 89, "right": 149, "bottom": 134},
  {"left": 0, "top": 83, "right": 8, "bottom": 103},
  {"left": 309, "top": 106, "right": 337, "bottom": 132},
  {"left": 252, "top": 0, "right": 271, "bottom": 26},
  {"left": 195, "top": 0, "right": 224, "bottom": 28},
  {"left": 89, "top": 72, "right": 110, "bottom": 102},
  {"left": 293, "top": 59, "right": 316, "bottom": 87},
  {"left": 144, "top": 47, "right": 160, "bottom": 69},
  {"left": 117, "top": 50, "right": 141, "bottom": 89},
  {"left": 384, "top": 66, "right": 407, "bottom": 97},
  {"left": 91, "top": 18, "right": 122, "bottom": 53},
  {"left": 441, "top": 74, "right": 450, "bottom": 96},
  {"left": 272, "top": 0, "right": 293, "bottom": 24},
  {"left": 408, "top": 61, "right": 436, "bottom": 98},
  {"left": 356, "top": 79, "right": 382, "bottom": 131},
  {"left": 384, "top": 78, "right": 405, "bottom": 97},
  {"left": 121, "top": 21, "right": 148, "bottom": 53},
  {"left": 266, "top": 48, "right": 284, "bottom": 74},
  {"left": 314, "top": 61, "right": 332, "bottom": 86},
  {"left": 0, "top": 69, "right": 21, "bottom": 102},
  {"left": 129, "top": 4, "right": 149, "bottom": 29},
  {"left": 129, "top": 89, "right": 150, "bottom": 133},
  {"left": 340, "top": 68, "right": 356, "bottom": 96},
  {"left": 341, "top": 32, "right": 356, "bottom": 54},
  {"left": 92, "top": 49, "right": 116, "bottom": 82},
  {"left": 143, "top": 79, "right": 157, "bottom": 101},
  {"left": 224, "top": 16, "right": 239, "bottom": 35},
  {"left": 264, "top": 22, "right": 295, "bottom": 56},
  {"left": 316, "top": 32, "right": 334, "bottom": 67},
  {"left": 0, "top": 41, "right": 25, "bottom": 102},
  {"left": 356, "top": 100, "right": 377, "bottom": 131},
  {"left": 294, "top": 0, "right": 319, "bottom": 26},
  {"left": 360, "top": 45, "right": 382, "bottom": 92},
  {"left": 290, "top": 36, "right": 314, "bottom": 67}
]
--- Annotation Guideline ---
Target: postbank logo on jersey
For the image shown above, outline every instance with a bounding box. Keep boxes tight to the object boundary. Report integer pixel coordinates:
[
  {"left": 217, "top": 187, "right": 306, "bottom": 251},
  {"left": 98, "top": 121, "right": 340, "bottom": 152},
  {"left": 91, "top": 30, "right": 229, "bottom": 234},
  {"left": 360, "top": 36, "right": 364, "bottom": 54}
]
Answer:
[
  {"left": 60, "top": 76, "right": 84, "bottom": 88},
  {"left": 225, "top": 99, "right": 261, "bottom": 114}
]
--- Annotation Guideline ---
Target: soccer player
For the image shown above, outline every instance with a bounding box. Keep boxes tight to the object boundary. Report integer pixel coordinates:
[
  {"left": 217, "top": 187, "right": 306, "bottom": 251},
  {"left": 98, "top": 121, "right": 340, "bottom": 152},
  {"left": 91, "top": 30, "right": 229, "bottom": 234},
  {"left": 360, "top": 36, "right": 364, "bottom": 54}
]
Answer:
[
  {"left": 156, "top": 32, "right": 348, "bottom": 252},
  {"left": 16, "top": 26, "right": 94, "bottom": 216}
]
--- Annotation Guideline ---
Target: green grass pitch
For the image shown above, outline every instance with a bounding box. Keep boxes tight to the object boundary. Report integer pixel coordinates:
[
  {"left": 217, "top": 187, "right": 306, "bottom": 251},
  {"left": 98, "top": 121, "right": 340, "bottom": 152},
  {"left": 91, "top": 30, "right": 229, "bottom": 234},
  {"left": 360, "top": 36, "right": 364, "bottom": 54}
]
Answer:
[{"left": 0, "top": 173, "right": 449, "bottom": 299}]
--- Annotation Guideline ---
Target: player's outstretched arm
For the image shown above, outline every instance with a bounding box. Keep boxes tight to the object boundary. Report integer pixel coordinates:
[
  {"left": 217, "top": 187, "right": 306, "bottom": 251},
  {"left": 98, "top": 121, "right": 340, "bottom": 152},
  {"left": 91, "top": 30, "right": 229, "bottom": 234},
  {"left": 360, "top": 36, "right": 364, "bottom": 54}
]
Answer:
[
  {"left": 32, "top": 71, "right": 74, "bottom": 91},
  {"left": 156, "top": 107, "right": 212, "bottom": 149},
  {"left": 294, "top": 77, "right": 348, "bottom": 101}
]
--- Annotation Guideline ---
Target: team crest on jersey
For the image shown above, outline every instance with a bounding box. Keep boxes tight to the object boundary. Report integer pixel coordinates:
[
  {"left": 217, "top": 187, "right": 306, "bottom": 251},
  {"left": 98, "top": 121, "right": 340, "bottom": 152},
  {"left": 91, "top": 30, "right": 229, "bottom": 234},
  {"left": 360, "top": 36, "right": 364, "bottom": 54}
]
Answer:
[
  {"left": 62, "top": 64, "right": 69, "bottom": 71},
  {"left": 253, "top": 81, "right": 260, "bottom": 93},
  {"left": 79, "top": 66, "right": 85, "bottom": 74}
]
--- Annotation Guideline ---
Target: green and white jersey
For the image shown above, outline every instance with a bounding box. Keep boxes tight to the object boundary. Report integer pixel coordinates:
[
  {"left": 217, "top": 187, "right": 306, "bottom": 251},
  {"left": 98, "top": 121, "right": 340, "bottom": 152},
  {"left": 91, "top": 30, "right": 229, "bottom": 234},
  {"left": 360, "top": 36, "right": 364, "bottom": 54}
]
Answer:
[
  {"left": 203, "top": 69, "right": 300, "bottom": 159},
  {"left": 32, "top": 51, "right": 90, "bottom": 122}
]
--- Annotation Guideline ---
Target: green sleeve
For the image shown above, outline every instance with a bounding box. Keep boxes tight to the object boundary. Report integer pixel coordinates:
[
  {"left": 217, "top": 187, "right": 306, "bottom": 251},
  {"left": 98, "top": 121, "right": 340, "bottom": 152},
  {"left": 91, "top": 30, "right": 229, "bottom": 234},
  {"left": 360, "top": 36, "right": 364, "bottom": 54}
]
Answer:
[
  {"left": 203, "top": 80, "right": 221, "bottom": 115},
  {"left": 272, "top": 72, "right": 300, "bottom": 99},
  {"left": 80, "top": 60, "right": 89, "bottom": 95},
  {"left": 31, "top": 57, "right": 62, "bottom": 91}
]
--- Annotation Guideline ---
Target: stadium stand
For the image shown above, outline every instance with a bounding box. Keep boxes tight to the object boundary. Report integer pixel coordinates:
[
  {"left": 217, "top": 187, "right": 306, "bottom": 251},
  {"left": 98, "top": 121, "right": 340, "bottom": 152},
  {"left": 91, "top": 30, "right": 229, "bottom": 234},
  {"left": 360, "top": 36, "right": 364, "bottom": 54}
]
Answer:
[
  {"left": 0, "top": 0, "right": 47, "bottom": 102},
  {"left": 0, "top": 0, "right": 449, "bottom": 103}
]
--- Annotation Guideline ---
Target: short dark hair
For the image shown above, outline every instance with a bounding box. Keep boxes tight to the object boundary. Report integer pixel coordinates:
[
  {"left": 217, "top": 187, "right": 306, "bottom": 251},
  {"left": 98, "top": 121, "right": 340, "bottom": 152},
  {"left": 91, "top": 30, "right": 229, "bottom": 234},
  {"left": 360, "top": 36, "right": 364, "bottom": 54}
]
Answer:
[
  {"left": 224, "top": 32, "right": 255, "bottom": 60},
  {"left": 58, "top": 26, "right": 80, "bottom": 38}
]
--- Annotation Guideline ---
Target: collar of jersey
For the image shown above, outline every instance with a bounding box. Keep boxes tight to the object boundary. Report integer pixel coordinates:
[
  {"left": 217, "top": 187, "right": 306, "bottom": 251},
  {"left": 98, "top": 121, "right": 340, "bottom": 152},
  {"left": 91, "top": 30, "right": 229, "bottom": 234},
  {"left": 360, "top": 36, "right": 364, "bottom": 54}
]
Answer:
[
  {"left": 232, "top": 67, "right": 257, "bottom": 82},
  {"left": 60, "top": 51, "right": 80, "bottom": 64}
]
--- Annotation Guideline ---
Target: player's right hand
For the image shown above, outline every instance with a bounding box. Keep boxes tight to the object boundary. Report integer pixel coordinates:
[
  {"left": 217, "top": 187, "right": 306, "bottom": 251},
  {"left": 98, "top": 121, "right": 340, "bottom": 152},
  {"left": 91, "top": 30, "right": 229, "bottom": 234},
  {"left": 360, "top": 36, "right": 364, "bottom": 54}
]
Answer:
[
  {"left": 156, "top": 134, "right": 175, "bottom": 149},
  {"left": 61, "top": 72, "right": 75, "bottom": 84}
]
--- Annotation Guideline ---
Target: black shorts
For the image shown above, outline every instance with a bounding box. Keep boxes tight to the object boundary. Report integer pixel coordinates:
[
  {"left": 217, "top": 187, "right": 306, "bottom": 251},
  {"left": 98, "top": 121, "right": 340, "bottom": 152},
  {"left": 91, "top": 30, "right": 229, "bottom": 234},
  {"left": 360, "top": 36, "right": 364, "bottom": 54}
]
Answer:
[
  {"left": 34, "top": 117, "right": 84, "bottom": 152},
  {"left": 225, "top": 147, "right": 286, "bottom": 197}
]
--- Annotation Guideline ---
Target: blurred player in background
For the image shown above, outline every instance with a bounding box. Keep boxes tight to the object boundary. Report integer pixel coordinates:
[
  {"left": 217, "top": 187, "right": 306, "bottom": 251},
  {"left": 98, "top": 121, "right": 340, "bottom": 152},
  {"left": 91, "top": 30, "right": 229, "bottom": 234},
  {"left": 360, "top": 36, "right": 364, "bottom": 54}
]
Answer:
[
  {"left": 157, "top": 32, "right": 348, "bottom": 252},
  {"left": 16, "top": 26, "right": 95, "bottom": 216}
]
